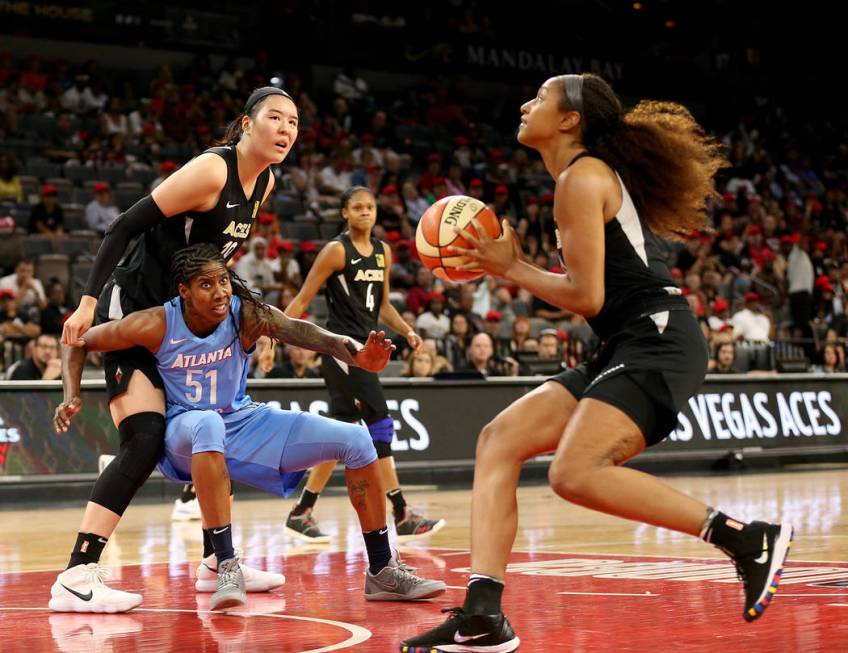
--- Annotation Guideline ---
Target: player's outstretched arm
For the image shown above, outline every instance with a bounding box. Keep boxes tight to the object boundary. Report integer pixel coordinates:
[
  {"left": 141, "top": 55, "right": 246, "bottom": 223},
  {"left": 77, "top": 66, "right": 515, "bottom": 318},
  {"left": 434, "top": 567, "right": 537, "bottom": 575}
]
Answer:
[
  {"left": 241, "top": 301, "right": 395, "bottom": 372},
  {"left": 55, "top": 308, "right": 166, "bottom": 433}
]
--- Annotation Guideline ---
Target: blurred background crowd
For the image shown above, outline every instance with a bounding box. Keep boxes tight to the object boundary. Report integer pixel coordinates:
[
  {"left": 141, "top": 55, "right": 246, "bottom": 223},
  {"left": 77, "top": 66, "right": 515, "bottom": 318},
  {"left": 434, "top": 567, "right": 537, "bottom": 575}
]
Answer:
[{"left": 1, "top": 1, "right": 845, "bottom": 381}]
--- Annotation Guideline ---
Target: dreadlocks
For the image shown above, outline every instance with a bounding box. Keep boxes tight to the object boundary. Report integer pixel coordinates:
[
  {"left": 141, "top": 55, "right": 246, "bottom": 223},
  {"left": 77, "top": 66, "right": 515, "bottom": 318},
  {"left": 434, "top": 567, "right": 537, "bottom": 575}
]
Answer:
[{"left": 170, "top": 243, "right": 271, "bottom": 326}]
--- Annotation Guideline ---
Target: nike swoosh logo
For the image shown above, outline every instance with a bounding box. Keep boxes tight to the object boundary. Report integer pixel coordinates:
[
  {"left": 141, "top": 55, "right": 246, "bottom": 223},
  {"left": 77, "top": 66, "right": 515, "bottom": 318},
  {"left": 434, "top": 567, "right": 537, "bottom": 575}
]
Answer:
[
  {"left": 753, "top": 533, "right": 769, "bottom": 564},
  {"left": 351, "top": 258, "right": 362, "bottom": 264},
  {"left": 170, "top": 338, "right": 187, "bottom": 345},
  {"left": 212, "top": 526, "right": 230, "bottom": 535},
  {"left": 226, "top": 201, "right": 239, "bottom": 208},
  {"left": 61, "top": 584, "right": 93, "bottom": 601},
  {"left": 454, "top": 630, "right": 490, "bottom": 643},
  {"left": 379, "top": 528, "right": 388, "bottom": 535},
  {"left": 97, "top": 538, "right": 108, "bottom": 544}
]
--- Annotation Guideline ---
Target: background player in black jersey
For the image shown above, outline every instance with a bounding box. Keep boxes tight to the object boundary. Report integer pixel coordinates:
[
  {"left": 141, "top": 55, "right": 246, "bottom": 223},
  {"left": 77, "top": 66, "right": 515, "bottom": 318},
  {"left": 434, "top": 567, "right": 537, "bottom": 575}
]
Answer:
[
  {"left": 279, "top": 186, "right": 445, "bottom": 542},
  {"left": 51, "top": 87, "right": 299, "bottom": 613},
  {"left": 401, "top": 75, "right": 793, "bottom": 652}
]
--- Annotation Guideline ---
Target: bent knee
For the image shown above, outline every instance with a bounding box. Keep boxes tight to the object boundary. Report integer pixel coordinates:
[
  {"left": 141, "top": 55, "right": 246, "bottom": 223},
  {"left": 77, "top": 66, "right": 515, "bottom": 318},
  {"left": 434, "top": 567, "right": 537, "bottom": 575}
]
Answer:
[
  {"left": 475, "top": 418, "right": 528, "bottom": 463},
  {"left": 191, "top": 411, "right": 226, "bottom": 449},
  {"left": 548, "top": 462, "right": 603, "bottom": 504},
  {"left": 342, "top": 425, "right": 378, "bottom": 470}
]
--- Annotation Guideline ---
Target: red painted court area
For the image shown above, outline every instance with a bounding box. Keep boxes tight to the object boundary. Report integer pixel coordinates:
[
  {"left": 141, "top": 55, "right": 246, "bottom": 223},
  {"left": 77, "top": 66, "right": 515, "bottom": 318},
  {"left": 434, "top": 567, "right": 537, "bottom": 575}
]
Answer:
[{"left": 2, "top": 548, "right": 847, "bottom": 652}]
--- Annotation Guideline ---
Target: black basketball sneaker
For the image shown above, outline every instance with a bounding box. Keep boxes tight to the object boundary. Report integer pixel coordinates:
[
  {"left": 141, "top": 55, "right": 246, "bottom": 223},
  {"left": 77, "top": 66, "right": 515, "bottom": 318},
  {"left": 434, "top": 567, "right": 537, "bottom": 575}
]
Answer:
[
  {"left": 399, "top": 607, "right": 519, "bottom": 652},
  {"left": 727, "top": 521, "right": 794, "bottom": 621}
]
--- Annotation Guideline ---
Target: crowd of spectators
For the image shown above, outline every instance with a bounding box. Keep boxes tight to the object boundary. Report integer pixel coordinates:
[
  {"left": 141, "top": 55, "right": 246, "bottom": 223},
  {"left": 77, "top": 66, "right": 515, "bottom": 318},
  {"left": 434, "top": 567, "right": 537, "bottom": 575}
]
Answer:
[{"left": 1, "top": 47, "right": 846, "bottom": 381}]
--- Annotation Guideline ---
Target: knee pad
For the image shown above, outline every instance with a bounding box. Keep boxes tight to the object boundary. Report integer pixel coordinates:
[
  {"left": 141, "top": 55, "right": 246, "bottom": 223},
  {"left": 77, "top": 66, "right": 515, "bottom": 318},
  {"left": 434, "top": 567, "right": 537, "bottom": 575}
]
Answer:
[
  {"left": 374, "top": 440, "right": 393, "bottom": 459},
  {"left": 342, "top": 425, "right": 378, "bottom": 470},
  {"left": 90, "top": 412, "right": 165, "bottom": 515},
  {"left": 367, "top": 417, "right": 394, "bottom": 446}
]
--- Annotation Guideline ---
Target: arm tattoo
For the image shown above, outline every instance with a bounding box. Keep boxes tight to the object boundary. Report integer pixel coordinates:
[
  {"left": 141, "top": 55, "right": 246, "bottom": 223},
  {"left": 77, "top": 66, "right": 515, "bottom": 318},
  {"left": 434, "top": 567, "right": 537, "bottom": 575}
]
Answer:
[{"left": 246, "top": 303, "right": 360, "bottom": 365}]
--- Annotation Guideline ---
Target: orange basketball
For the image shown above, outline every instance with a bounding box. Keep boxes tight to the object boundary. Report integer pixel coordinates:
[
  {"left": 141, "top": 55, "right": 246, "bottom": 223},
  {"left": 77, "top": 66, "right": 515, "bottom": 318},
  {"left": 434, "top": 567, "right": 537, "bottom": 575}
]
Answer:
[{"left": 415, "top": 195, "right": 503, "bottom": 282}]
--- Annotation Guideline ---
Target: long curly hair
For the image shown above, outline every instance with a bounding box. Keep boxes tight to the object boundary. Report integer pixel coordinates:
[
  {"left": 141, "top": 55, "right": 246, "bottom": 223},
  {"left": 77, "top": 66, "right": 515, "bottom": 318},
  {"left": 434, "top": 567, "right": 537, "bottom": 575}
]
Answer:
[{"left": 557, "top": 74, "right": 727, "bottom": 240}]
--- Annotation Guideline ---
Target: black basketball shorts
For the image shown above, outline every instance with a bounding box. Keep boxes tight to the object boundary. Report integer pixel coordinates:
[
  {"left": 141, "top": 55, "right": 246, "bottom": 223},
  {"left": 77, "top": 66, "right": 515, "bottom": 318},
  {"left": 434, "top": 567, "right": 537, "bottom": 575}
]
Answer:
[
  {"left": 320, "top": 353, "right": 389, "bottom": 424},
  {"left": 550, "top": 308, "right": 708, "bottom": 446},
  {"left": 95, "top": 279, "right": 165, "bottom": 402}
]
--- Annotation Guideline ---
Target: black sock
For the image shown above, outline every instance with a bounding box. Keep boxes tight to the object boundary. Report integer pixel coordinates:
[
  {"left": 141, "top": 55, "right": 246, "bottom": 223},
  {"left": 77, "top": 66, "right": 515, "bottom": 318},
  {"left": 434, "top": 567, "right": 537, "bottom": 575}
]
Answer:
[
  {"left": 180, "top": 484, "right": 196, "bottom": 503},
  {"left": 387, "top": 488, "right": 406, "bottom": 522},
  {"left": 292, "top": 488, "right": 319, "bottom": 516},
  {"left": 362, "top": 526, "right": 392, "bottom": 575},
  {"left": 701, "top": 511, "right": 754, "bottom": 556},
  {"left": 67, "top": 532, "right": 108, "bottom": 569},
  {"left": 202, "top": 527, "right": 215, "bottom": 559},
  {"left": 205, "top": 525, "right": 234, "bottom": 564},
  {"left": 463, "top": 574, "right": 505, "bottom": 615}
]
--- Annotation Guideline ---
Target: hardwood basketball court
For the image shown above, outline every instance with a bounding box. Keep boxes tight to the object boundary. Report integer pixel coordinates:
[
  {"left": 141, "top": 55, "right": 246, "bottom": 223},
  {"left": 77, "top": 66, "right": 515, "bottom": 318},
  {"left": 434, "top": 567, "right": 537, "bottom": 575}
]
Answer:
[{"left": 1, "top": 468, "right": 847, "bottom": 651}]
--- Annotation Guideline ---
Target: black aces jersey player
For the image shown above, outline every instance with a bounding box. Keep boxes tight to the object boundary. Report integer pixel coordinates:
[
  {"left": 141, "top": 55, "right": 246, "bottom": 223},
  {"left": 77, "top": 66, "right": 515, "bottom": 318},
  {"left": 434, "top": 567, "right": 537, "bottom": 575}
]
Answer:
[
  {"left": 281, "top": 186, "right": 445, "bottom": 543},
  {"left": 49, "top": 87, "right": 299, "bottom": 615}
]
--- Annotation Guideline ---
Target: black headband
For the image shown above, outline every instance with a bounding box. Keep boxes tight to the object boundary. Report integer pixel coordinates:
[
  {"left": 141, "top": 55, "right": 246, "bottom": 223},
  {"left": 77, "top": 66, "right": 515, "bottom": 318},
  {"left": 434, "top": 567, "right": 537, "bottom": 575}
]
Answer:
[
  {"left": 243, "top": 86, "right": 293, "bottom": 115},
  {"left": 562, "top": 74, "right": 584, "bottom": 115}
]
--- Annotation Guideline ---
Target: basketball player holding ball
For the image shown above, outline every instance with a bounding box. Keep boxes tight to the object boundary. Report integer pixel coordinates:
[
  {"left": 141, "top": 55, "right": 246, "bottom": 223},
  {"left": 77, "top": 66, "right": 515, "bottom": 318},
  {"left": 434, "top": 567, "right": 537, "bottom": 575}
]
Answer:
[
  {"left": 281, "top": 186, "right": 445, "bottom": 542},
  {"left": 401, "top": 74, "right": 793, "bottom": 652}
]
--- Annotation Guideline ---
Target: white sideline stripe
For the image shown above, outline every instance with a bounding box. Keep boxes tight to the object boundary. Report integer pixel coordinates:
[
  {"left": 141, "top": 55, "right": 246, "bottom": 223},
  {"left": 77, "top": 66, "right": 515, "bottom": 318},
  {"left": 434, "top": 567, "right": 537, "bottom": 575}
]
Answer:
[
  {"left": 0, "top": 607, "right": 371, "bottom": 653},
  {"left": 558, "top": 591, "right": 659, "bottom": 597}
]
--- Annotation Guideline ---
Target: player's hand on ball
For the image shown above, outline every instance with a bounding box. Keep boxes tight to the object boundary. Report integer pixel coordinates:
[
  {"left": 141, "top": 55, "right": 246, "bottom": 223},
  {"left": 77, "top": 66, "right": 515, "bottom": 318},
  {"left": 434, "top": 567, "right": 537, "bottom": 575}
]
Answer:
[
  {"left": 354, "top": 330, "right": 396, "bottom": 372},
  {"left": 54, "top": 396, "right": 82, "bottom": 434},
  {"left": 450, "top": 218, "right": 517, "bottom": 278}
]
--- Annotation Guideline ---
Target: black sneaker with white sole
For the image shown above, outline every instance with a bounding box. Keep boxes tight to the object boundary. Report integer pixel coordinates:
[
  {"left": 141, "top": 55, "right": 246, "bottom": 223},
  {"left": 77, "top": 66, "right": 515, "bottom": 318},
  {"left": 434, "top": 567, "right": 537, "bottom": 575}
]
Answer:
[
  {"left": 399, "top": 607, "right": 519, "bottom": 652},
  {"left": 728, "top": 521, "right": 794, "bottom": 622}
]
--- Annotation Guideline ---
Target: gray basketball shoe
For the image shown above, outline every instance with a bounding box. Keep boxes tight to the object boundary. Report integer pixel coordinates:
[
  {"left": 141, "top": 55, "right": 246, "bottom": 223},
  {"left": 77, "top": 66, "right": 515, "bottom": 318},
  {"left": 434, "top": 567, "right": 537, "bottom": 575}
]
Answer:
[
  {"left": 365, "top": 555, "right": 446, "bottom": 601},
  {"left": 210, "top": 557, "right": 246, "bottom": 610}
]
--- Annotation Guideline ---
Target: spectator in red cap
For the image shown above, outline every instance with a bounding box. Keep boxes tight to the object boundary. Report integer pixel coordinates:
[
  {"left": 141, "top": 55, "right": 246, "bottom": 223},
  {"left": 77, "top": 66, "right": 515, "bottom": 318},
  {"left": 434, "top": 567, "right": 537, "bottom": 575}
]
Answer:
[
  {"left": 418, "top": 153, "right": 443, "bottom": 195},
  {"left": 151, "top": 160, "right": 178, "bottom": 191},
  {"left": 492, "top": 183, "right": 517, "bottom": 220},
  {"left": 482, "top": 310, "right": 503, "bottom": 342},
  {"left": 406, "top": 266, "right": 435, "bottom": 315},
  {"left": 377, "top": 182, "right": 409, "bottom": 236},
  {"left": 0, "top": 287, "right": 41, "bottom": 340},
  {"left": 28, "top": 183, "right": 65, "bottom": 236},
  {"left": 298, "top": 239, "right": 319, "bottom": 276},
  {"left": 85, "top": 181, "right": 120, "bottom": 234},
  {"left": 730, "top": 291, "right": 772, "bottom": 341},
  {"left": 468, "top": 178, "right": 485, "bottom": 201},
  {"left": 707, "top": 296, "right": 732, "bottom": 333}
]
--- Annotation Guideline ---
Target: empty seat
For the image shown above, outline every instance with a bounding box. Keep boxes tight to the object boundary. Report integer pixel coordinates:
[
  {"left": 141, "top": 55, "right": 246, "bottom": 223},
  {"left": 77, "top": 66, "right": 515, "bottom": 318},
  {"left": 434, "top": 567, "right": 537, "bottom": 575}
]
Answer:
[
  {"left": 22, "top": 235, "right": 55, "bottom": 258},
  {"left": 27, "top": 160, "right": 61, "bottom": 179},
  {"left": 61, "top": 204, "right": 85, "bottom": 232},
  {"left": 0, "top": 232, "right": 23, "bottom": 268},
  {"left": 115, "top": 188, "right": 143, "bottom": 211},
  {"left": 58, "top": 237, "right": 96, "bottom": 260},
  {"left": 70, "top": 261, "right": 93, "bottom": 304},
  {"left": 290, "top": 222, "right": 319, "bottom": 241},
  {"left": 319, "top": 222, "right": 342, "bottom": 240},
  {"left": 36, "top": 253, "right": 70, "bottom": 289},
  {"left": 97, "top": 167, "right": 127, "bottom": 184},
  {"left": 378, "top": 359, "right": 406, "bottom": 378},
  {"left": 64, "top": 166, "right": 98, "bottom": 184}
]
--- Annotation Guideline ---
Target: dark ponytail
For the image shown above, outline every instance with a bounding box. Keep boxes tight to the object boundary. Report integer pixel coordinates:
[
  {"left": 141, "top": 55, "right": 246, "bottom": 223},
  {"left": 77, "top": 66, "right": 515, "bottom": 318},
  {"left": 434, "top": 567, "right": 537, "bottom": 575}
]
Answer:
[
  {"left": 215, "top": 85, "right": 295, "bottom": 146},
  {"left": 558, "top": 73, "right": 727, "bottom": 241}
]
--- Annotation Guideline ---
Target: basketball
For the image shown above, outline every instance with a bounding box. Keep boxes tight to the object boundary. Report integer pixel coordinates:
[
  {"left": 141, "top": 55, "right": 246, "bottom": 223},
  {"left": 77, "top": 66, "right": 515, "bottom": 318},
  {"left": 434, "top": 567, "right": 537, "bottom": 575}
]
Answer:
[{"left": 415, "top": 195, "right": 503, "bottom": 282}]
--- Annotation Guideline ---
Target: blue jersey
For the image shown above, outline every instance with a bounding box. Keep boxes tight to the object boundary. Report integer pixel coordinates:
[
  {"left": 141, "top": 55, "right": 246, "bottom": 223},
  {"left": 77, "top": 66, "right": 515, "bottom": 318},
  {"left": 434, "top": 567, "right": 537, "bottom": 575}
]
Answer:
[{"left": 155, "top": 295, "right": 253, "bottom": 419}]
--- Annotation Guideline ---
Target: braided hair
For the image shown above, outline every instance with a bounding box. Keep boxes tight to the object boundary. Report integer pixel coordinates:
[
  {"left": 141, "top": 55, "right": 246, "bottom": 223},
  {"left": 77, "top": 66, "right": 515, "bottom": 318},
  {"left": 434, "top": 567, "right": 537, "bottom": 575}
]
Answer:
[{"left": 170, "top": 243, "right": 271, "bottom": 332}]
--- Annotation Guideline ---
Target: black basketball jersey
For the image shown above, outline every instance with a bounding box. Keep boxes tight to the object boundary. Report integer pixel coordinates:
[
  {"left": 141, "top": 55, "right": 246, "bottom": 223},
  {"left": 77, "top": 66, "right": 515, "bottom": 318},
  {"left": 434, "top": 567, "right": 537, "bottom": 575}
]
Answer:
[
  {"left": 325, "top": 233, "right": 386, "bottom": 340},
  {"left": 556, "top": 153, "right": 687, "bottom": 342},
  {"left": 112, "top": 145, "right": 271, "bottom": 308}
]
